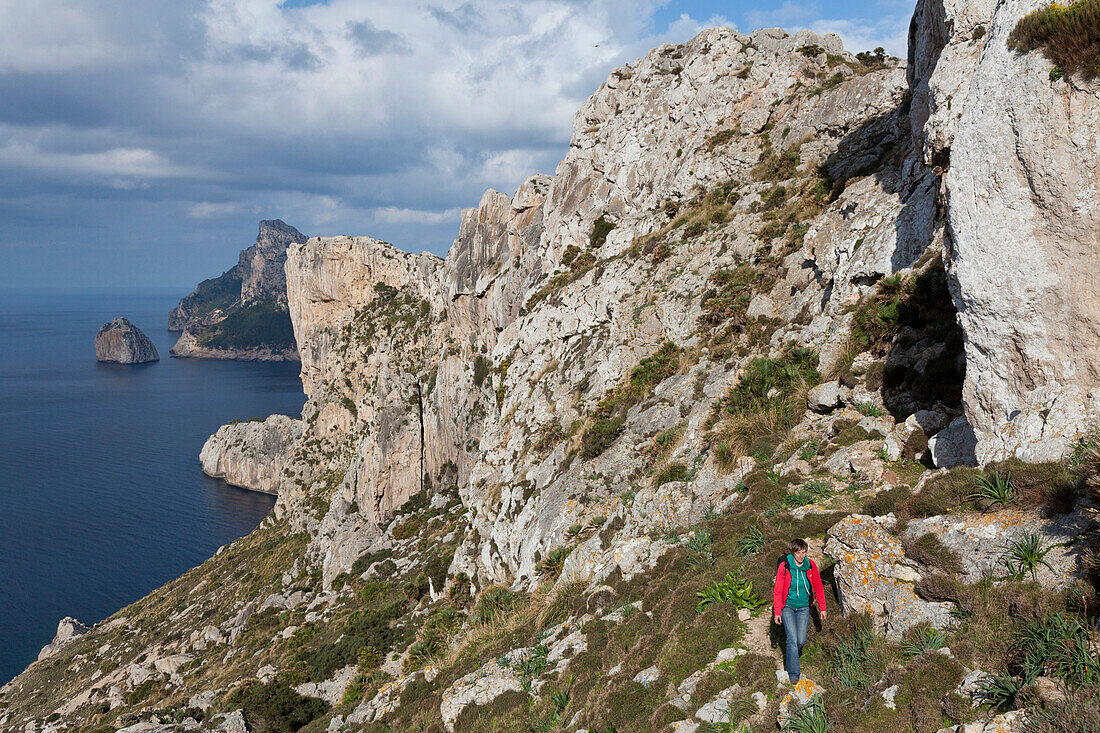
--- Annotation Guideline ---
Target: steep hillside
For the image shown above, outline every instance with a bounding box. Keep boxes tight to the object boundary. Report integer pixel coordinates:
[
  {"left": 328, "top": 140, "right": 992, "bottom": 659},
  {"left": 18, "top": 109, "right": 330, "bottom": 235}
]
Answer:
[
  {"left": 168, "top": 220, "right": 306, "bottom": 362},
  {"left": 2, "top": 4, "right": 1098, "bottom": 732}
]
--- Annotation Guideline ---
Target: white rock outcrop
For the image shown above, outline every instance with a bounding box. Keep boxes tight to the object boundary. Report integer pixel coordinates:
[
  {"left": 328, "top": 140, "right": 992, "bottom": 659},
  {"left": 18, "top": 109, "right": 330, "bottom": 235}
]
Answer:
[
  {"left": 200, "top": 415, "right": 303, "bottom": 494},
  {"left": 910, "top": 0, "right": 1100, "bottom": 463},
  {"left": 37, "top": 617, "right": 90, "bottom": 661}
]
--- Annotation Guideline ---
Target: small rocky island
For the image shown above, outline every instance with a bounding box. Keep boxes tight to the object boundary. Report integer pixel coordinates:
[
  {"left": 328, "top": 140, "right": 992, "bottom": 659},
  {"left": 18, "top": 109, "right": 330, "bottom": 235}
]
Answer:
[{"left": 94, "top": 317, "right": 159, "bottom": 364}]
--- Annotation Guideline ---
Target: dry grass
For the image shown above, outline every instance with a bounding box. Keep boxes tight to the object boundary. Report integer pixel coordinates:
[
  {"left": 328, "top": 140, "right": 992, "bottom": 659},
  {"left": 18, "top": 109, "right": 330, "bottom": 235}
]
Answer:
[
  {"left": 1009, "top": 0, "right": 1100, "bottom": 79},
  {"left": 536, "top": 580, "right": 588, "bottom": 629},
  {"left": 716, "top": 379, "right": 813, "bottom": 458}
]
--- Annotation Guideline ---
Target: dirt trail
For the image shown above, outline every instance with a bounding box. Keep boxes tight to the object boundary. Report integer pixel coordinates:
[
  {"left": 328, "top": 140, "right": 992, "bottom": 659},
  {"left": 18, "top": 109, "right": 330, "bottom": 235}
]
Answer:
[{"left": 745, "top": 536, "right": 829, "bottom": 678}]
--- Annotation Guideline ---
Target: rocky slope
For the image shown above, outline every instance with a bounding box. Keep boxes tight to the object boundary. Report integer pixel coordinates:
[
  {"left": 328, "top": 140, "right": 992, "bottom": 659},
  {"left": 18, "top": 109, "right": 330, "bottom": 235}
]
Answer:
[
  {"left": 94, "top": 318, "right": 159, "bottom": 364},
  {"left": 2, "top": 4, "right": 1099, "bottom": 732},
  {"left": 168, "top": 220, "right": 305, "bottom": 362}
]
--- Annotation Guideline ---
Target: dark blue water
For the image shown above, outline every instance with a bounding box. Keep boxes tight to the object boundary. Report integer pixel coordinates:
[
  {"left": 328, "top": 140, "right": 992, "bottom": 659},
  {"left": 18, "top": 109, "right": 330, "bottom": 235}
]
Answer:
[{"left": 0, "top": 289, "right": 305, "bottom": 684}]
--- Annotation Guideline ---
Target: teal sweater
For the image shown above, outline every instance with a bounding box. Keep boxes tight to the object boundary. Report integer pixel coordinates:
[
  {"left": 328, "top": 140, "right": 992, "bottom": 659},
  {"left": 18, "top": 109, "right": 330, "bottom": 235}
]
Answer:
[{"left": 785, "top": 554, "right": 812, "bottom": 608}]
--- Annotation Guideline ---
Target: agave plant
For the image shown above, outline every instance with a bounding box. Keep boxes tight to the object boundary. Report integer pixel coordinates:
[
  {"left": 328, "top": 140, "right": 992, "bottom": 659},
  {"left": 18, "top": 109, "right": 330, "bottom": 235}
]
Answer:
[
  {"left": 782, "top": 698, "right": 830, "bottom": 733},
  {"left": 737, "top": 524, "right": 766, "bottom": 558},
  {"left": 1001, "top": 533, "right": 1057, "bottom": 583},
  {"left": 969, "top": 472, "right": 1015, "bottom": 508},
  {"left": 977, "top": 672, "right": 1024, "bottom": 713},
  {"left": 901, "top": 626, "right": 947, "bottom": 657}
]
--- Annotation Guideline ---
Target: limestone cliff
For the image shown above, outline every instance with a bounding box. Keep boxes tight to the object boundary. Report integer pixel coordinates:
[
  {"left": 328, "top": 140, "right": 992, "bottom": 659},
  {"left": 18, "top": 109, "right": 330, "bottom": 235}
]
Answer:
[
  {"left": 168, "top": 219, "right": 306, "bottom": 362},
  {"left": 3, "top": 7, "right": 1098, "bottom": 733},
  {"left": 94, "top": 317, "right": 159, "bottom": 364},
  {"left": 920, "top": 0, "right": 1100, "bottom": 464},
  {"left": 200, "top": 415, "right": 304, "bottom": 494}
]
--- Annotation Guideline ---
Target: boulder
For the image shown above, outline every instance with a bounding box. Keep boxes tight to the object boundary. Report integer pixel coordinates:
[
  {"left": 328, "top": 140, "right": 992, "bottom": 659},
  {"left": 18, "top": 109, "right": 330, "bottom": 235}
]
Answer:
[
  {"left": 825, "top": 515, "right": 954, "bottom": 639},
  {"left": 808, "top": 381, "right": 850, "bottom": 412},
  {"left": 777, "top": 678, "right": 826, "bottom": 728},
  {"left": 440, "top": 658, "right": 525, "bottom": 732},
  {"left": 94, "top": 318, "right": 159, "bottom": 364},
  {"left": 37, "top": 617, "right": 90, "bottom": 661},
  {"left": 904, "top": 508, "right": 1090, "bottom": 588}
]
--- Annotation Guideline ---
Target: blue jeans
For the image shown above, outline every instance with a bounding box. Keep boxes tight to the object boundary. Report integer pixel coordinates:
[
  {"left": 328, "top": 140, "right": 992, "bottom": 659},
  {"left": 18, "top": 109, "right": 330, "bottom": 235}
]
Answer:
[{"left": 782, "top": 605, "right": 811, "bottom": 682}]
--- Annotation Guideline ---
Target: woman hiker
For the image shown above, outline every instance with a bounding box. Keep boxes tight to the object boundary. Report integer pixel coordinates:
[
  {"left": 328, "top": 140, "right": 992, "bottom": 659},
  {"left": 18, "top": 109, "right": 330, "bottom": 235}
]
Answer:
[{"left": 772, "top": 538, "right": 827, "bottom": 684}]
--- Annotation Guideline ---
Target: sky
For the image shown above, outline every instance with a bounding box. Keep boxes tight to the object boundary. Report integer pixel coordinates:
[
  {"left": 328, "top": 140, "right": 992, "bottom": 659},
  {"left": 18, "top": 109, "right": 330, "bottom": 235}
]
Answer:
[{"left": 1, "top": 0, "right": 916, "bottom": 291}]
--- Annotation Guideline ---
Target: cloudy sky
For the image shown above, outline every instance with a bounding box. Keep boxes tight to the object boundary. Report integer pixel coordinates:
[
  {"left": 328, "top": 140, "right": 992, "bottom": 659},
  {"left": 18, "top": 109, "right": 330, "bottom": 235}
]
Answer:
[{"left": 2, "top": 0, "right": 914, "bottom": 290}]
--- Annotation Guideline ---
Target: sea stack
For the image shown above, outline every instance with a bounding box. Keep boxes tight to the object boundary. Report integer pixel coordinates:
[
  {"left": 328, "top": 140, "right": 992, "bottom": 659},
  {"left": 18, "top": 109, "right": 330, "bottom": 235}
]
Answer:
[{"left": 94, "top": 317, "right": 159, "bottom": 364}]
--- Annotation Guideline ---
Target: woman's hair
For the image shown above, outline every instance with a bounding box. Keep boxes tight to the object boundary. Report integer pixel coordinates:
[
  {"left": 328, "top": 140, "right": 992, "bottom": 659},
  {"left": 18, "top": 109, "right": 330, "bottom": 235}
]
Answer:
[{"left": 788, "top": 538, "right": 808, "bottom": 554}]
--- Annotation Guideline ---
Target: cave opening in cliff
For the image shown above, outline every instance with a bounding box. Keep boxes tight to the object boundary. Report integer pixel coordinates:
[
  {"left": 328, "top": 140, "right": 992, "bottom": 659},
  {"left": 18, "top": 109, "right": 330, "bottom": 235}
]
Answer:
[{"left": 844, "top": 257, "right": 965, "bottom": 424}]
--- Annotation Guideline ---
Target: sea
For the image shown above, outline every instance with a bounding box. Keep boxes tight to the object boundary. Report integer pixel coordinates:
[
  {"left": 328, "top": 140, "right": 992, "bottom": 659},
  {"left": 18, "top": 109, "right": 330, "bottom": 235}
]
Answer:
[{"left": 0, "top": 289, "right": 306, "bottom": 685}]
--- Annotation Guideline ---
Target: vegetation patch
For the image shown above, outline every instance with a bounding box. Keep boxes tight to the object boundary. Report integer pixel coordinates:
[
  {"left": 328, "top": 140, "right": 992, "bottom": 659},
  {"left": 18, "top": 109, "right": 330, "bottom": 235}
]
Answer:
[
  {"left": 589, "top": 214, "right": 616, "bottom": 248},
  {"left": 712, "top": 346, "right": 821, "bottom": 459},
  {"left": 225, "top": 679, "right": 328, "bottom": 733},
  {"left": 197, "top": 302, "right": 296, "bottom": 350},
  {"left": 525, "top": 245, "right": 599, "bottom": 311},
  {"left": 1009, "top": 0, "right": 1100, "bottom": 79},
  {"left": 845, "top": 260, "right": 965, "bottom": 418},
  {"left": 630, "top": 181, "right": 739, "bottom": 263},
  {"left": 178, "top": 271, "right": 243, "bottom": 322},
  {"left": 580, "top": 342, "right": 683, "bottom": 458}
]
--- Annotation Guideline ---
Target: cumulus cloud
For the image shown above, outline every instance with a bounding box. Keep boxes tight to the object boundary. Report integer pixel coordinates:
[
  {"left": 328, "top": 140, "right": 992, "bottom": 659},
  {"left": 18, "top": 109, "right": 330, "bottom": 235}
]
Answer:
[
  {"left": 0, "top": 0, "right": 914, "bottom": 288},
  {"left": 373, "top": 206, "right": 463, "bottom": 225},
  {"left": 189, "top": 201, "right": 242, "bottom": 218}
]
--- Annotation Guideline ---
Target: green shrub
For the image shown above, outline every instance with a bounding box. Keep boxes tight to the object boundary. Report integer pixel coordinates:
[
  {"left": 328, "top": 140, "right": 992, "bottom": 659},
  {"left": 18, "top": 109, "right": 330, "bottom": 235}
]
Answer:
[
  {"left": 705, "top": 128, "right": 738, "bottom": 151},
  {"left": 1025, "top": 685, "right": 1100, "bottom": 733},
  {"left": 472, "top": 587, "right": 520, "bottom": 625},
  {"left": 1001, "top": 533, "right": 1057, "bottom": 583},
  {"left": 782, "top": 698, "right": 830, "bottom": 733},
  {"left": 225, "top": 679, "right": 328, "bottom": 733},
  {"left": 473, "top": 354, "right": 492, "bottom": 388},
  {"left": 407, "top": 628, "right": 445, "bottom": 667},
  {"left": 698, "top": 265, "right": 771, "bottom": 333},
  {"left": 1011, "top": 613, "right": 1100, "bottom": 687},
  {"left": 904, "top": 533, "right": 964, "bottom": 575},
  {"left": 901, "top": 466, "right": 982, "bottom": 517},
  {"left": 303, "top": 601, "right": 405, "bottom": 681},
  {"left": 196, "top": 302, "right": 296, "bottom": 349},
  {"left": 537, "top": 546, "right": 575, "bottom": 579},
  {"left": 737, "top": 525, "right": 765, "bottom": 558},
  {"left": 391, "top": 514, "right": 424, "bottom": 541},
  {"left": 580, "top": 415, "right": 626, "bottom": 459},
  {"left": 825, "top": 615, "right": 883, "bottom": 689},
  {"left": 1009, "top": 0, "right": 1100, "bottom": 79},
  {"left": 722, "top": 347, "right": 820, "bottom": 417},
  {"left": 590, "top": 215, "right": 616, "bottom": 248},
  {"left": 985, "top": 457, "right": 1080, "bottom": 515},
  {"left": 653, "top": 462, "right": 690, "bottom": 487},
  {"left": 969, "top": 472, "right": 1016, "bottom": 508},
  {"left": 901, "top": 625, "right": 948, "bottom": 657},
  {"left": 765, "top": 480, "right": 832, "bottom": 517},
  {"left": 581, "top": 342, "right": 682, "bottom": 458},
  {"left": 861, "top": 485, "right": 910, "bottom": 517}
]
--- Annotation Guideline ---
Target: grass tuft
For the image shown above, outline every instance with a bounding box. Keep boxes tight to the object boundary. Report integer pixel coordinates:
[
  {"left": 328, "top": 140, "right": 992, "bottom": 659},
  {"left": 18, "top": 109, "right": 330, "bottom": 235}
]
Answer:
[{"left": 1009, "top": 0, "right": 1100, "bottom": 79}]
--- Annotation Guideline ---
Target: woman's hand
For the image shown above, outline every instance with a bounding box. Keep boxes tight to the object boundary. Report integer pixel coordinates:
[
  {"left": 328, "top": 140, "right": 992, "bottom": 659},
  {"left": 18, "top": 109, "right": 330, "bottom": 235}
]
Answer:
[
  {"left": 774, "top": 614, "right": 782, "bottom": 625},
  {"left": 820, "top": 610, "right": 828, "bottom": 621}
]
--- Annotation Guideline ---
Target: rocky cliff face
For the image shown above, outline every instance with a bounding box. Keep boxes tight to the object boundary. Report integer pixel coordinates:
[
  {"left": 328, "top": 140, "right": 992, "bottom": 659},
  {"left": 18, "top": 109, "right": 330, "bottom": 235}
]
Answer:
[
  {"left": 200, "top": 415, "right": 304, "bottom": 494},
  {"left": 916, "top": 0, "right": 1100, "bottom": 464},
  {"left": 94, "top": 317, "right": 159, "bottom": 364},
  {"left": 168, "top": 220, "right": 306, "bottom": 361},
  {"left": 271, "top": 25, "right": 939, "bottom": 588},
  {"left": 3, "top": 7, "right": 1098, "bottom": 733}
]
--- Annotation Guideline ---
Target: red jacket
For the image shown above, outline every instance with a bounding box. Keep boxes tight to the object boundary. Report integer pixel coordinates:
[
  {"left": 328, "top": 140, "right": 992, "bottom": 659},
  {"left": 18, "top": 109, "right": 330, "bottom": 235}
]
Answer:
[{"left": 772, "top": 557, "right": 827, "bottom": 614}]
